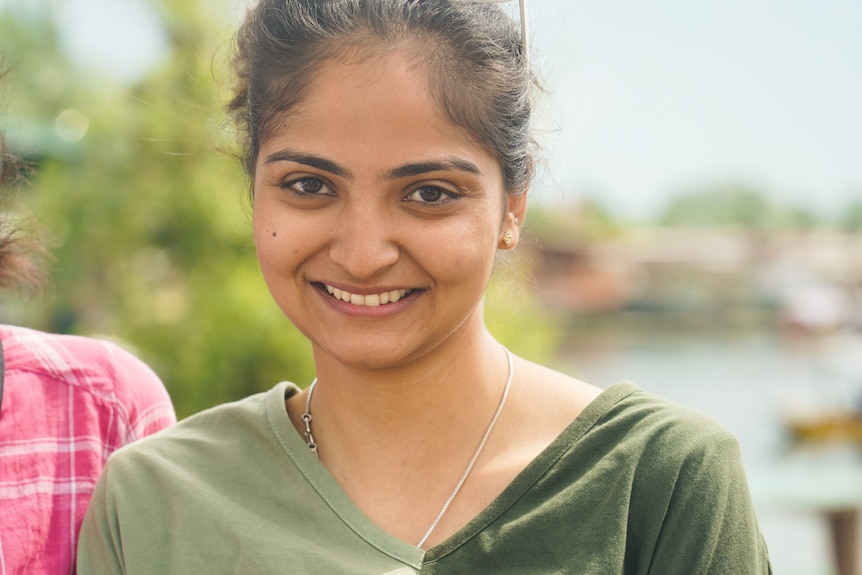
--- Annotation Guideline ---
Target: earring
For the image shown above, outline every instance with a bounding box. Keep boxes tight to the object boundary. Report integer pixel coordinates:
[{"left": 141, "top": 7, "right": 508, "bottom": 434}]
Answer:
[{"left": 503, "top": 231, "right": 514, "bottom": 246}]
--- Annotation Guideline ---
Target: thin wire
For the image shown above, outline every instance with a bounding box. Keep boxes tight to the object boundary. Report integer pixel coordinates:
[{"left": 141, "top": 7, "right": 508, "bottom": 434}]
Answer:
[
  {"left": 518, "top": 0, "right": 529, "bottom": 63},
  {"left": 416, "top": 347, "right": 514, "bottom": 548}
]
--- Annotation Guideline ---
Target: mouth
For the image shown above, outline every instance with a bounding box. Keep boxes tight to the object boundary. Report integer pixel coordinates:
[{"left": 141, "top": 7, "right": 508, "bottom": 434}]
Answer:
[{"left": 321, "top": 283, "right": 414, "bottom": 307}]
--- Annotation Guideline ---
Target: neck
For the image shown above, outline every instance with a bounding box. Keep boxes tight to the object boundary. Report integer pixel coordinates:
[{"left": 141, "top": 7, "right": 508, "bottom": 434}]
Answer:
[
  {"left": 306, "top": 331, "right": 510, "bottom": 459},
  {"left": 291, "top": 329, "right": 519, "bottom": 548}
]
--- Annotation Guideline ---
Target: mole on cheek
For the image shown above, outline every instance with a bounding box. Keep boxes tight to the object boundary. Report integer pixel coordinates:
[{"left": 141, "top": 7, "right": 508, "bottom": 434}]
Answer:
[{"left": 272, "top": 231, "right": 277, "bottom": 237}]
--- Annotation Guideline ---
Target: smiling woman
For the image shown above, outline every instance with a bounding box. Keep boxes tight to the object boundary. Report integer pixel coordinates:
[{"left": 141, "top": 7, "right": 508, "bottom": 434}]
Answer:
[
  {"left": 76, "top": 1, "right": 773, "bottom": 573},
  {"left": 252, "top": 50, "right": 512, "bottom": 370}
]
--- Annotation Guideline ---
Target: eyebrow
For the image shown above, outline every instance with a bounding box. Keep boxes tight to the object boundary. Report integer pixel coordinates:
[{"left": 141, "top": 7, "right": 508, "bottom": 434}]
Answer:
[
  {"left": 262, "top": 150, "right": 351, "bottom": 179},
  {"left": 387, "top": 158, "right": 483, "bottom": 180},
  {"left": 262, "top": 149, "right": 482, "bottom": 181}
]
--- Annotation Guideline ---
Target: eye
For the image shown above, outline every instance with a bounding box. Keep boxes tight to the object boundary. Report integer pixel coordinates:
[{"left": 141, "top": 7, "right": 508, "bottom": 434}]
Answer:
[
  {"left": 404, "top": 186, "right": 459, "bottom": 206},
  {"left": 282, "top": 176, "right": 334, "bottom": 197}
]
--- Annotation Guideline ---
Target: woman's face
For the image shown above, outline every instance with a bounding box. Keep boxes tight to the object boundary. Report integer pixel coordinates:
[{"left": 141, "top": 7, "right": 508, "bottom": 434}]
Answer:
[{"left": 252, "top": 51, "right": 521, "bottom": 370}]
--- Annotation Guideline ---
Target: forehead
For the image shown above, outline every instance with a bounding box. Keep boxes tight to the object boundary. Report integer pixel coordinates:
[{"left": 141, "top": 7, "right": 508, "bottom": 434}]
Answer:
[
  {"left": 259, "top": 51, "right": 501, "bottom": 177},
  {"left": 296, "top": 50, "right": 440, "bottom": 126}
]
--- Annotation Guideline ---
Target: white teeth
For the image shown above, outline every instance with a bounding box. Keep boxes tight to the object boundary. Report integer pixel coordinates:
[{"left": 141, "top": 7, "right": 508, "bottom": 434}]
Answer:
[{"left": 323, "top": 285, "right": 411, "bottom": 307}]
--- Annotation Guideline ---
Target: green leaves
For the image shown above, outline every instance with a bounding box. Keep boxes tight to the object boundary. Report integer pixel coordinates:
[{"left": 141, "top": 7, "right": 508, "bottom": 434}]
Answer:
[{"left": 4, "top": 0, "right": 314, "bottom": 418}]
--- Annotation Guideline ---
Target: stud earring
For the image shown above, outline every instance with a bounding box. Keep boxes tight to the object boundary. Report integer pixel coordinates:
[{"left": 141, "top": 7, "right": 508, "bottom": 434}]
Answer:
[{"left": 503, "top": 231, "right": 514, "bottom": 246}]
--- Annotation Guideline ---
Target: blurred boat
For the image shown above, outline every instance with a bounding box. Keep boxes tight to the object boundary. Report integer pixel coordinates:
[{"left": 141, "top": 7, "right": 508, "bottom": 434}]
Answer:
[{"left": 786, "top": 412, "right": 862, "bottom": 444}]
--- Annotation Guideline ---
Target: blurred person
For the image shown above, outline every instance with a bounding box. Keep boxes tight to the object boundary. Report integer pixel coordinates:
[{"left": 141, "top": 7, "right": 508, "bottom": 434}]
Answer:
[
  {"left": 78, "top": 1, "right": 772, "bottom": 573},
  {"left": 0, "top": 68, "right": 176, "bottom": 574}
]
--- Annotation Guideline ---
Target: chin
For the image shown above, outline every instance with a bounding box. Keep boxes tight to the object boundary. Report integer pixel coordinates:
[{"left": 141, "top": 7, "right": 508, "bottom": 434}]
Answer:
[{"left": 314, "top": 340, "right": 428, "bottom": 372}]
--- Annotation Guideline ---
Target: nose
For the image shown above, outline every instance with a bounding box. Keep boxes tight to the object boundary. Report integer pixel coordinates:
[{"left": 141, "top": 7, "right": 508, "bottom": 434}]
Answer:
[{"left": 329, "top": 201, "right": 399, "bottom": 279}]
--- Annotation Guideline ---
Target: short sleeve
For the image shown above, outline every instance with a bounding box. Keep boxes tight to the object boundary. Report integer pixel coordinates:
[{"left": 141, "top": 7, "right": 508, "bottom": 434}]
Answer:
[{"left": 648, "top": 427, "right": 773, "bottom": 574}]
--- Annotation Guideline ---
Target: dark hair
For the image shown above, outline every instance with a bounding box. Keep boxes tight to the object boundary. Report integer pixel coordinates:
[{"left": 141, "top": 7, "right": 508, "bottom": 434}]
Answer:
[
  {"left": 228, "top": 0, "right": 533, "bottom": 197},
  {"left": 0, "top": 68, "right": 45, "bottom": 293}
]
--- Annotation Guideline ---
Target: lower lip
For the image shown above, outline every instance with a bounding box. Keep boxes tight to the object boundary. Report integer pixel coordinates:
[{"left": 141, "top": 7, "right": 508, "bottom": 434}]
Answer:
[{"left": 315, "top": 285, "right": 421, "bottom": 318}]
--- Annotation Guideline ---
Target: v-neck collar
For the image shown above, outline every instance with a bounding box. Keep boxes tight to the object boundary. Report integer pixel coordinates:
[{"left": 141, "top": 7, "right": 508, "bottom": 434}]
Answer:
[{"left": 264, "top": 380, "right": 640, "bottom": 568}]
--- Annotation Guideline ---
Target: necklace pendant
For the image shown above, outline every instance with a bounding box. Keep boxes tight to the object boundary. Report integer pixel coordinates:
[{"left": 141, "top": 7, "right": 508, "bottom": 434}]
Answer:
[
  {"left": 301, "top": 412, "right": 319, "bottom": 457},
  {"left": 302, "top": 379, "right": 320, "bottom": 457},
  {"left": 301, "top": 349, "right": 514, "bottom": 548}
]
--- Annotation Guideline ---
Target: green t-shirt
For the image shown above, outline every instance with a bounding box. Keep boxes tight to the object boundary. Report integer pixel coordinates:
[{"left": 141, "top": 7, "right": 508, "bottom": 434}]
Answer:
[{"left": 77, "top": 381, "right": 772, "bottom": 574}]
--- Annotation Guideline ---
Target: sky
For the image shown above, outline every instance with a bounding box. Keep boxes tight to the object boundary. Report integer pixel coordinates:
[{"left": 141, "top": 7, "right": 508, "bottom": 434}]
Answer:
[
  {"left": 530, "top": 0, "right": 862, "bottom": 218},
  {"left": 5, "top": 0, "right": 861, "bottom": 220}
]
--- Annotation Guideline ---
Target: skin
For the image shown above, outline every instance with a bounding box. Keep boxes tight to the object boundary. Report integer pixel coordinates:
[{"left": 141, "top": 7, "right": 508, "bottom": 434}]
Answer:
[
  {"left": 252, "top": 47, "right": 601, "bottom": 548},
  {"left": 253, "top": 50, "right": 513, "bottom": 372}
]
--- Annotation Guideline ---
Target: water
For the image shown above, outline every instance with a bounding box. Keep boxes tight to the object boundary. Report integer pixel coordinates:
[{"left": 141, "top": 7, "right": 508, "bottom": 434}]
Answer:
[{"left": 555, "top": 327, "right": 862, "bottom": 575}]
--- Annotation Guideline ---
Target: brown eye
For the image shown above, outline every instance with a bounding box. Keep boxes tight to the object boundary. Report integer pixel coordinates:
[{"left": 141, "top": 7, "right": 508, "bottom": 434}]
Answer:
[
  {"left": 283, "top": 177, "right": 333, "bottom": 196},
  {"left": 405, "top": 186, "right": 458, "bottom": 206},
  {"left": 418, "top": 188, "right": 443, "bottom": 202}
]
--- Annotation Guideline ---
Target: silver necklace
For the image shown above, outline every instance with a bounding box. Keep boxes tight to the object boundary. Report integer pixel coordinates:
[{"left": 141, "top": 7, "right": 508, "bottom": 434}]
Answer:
[{"left": 301, "top": 347, "right": 514, "bottom": 548}]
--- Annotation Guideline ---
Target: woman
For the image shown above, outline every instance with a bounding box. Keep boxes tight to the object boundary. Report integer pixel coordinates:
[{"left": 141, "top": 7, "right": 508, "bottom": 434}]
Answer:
[{"left": 78, "top": 1, "right": 772, "bottom": 572}]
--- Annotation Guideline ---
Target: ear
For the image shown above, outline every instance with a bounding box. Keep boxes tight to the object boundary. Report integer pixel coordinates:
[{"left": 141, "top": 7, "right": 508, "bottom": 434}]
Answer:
[
  {"left": 508, "top": 190, "right": 528, "bottom": 229},
  {"left": 498, "top": 191, "right": 528, "bottom": 250}
]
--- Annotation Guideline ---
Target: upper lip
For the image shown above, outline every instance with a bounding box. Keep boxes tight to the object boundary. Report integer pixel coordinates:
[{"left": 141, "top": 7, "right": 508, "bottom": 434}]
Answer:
[{"left": 316, "top": 281, "right": 411, "bottom": 296}]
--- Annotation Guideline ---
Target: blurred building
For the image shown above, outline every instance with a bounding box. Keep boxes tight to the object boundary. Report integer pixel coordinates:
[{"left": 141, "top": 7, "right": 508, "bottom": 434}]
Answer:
[{"left": 523, "top": 226, "right": 862, "bottom": 332}]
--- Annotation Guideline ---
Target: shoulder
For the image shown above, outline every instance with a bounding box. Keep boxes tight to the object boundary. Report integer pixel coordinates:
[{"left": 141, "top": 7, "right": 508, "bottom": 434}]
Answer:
[
  {"left": 581, "top": 382, "right": 746, "bottom": 490},
  {"left": 94, "top": 386, "right": 293, "bottom": 511},
  {"left": 592, "top": 386, "right": 772, "bottom": 571},
  {"left": 600, "top": 383, "right": 739, "bottom": 452},
  {"left": 104, "top": 384, "right": 285, "bottom": 476},
  {"left": 550, "top": 383, "right": 758, "bottom": 536},
  {"left": 1, "top": 324, "right": 175, "bottom": 438},
  {"left": 2, "top": 324, "right": 156, "bottom": 388},
  {"left": 510, "top": 357, "right": 740, "bottom": 471}
]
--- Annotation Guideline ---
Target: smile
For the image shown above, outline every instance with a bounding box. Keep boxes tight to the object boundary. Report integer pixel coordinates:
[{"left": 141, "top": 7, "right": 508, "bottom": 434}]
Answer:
[{"left": 323, "top": 284, "right": 413, "bottom": 307}]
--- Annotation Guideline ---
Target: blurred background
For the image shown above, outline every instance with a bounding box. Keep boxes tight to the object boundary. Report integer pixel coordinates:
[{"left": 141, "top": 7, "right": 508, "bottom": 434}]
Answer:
[{"left": 1, "top": 0, "right": 860, "bottom": 573}]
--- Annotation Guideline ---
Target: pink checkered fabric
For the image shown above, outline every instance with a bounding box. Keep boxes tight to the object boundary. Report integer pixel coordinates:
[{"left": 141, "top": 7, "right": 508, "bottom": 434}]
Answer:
[{"left": 0, "top": 325, "right": 175, "bottom": 575}]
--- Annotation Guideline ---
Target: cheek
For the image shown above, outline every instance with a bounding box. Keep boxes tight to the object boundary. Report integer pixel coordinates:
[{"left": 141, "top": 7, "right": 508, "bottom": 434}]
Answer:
[
  {"left": 436, "top": 222, "right": 498, "bottom": 279},
  {"left": 252, "top": 198, "right": 300, "bottom": 261},
  {"left": 253, "top": 214, "right": 294, "bottom": 274},
  {"left": 255, "top": 230, "right": 304, "bottom": 271},
  {"left": 253, "top": 217, "right": 277, "bottom": 262}
]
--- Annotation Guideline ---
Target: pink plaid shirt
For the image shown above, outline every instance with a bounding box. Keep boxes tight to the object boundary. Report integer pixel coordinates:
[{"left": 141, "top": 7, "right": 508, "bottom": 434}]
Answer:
[{"left": 0, "top": 325, "right": 176, "bottom": 575}]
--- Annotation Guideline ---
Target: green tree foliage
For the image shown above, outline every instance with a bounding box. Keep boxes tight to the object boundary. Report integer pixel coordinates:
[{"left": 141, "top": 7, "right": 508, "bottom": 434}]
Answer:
[
  {"left": 659, "top": 184, "right": 821, "bottom": 229},
  {"left": 840, "top": 198, "right": 862, "bottom": 233},
  {"left": 4, "top": 0, "right": 315, "bottom": 417},
  {"left": 2, "top": 0, "right": 561, "bottom": 417},
  {"left": 486, "top": 255, "right": 562, "bottom": 365}
]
